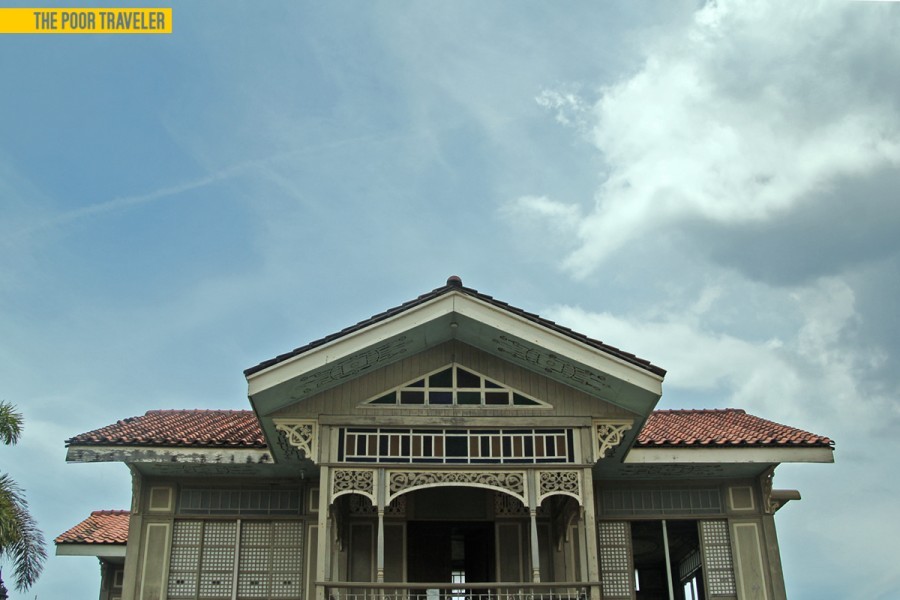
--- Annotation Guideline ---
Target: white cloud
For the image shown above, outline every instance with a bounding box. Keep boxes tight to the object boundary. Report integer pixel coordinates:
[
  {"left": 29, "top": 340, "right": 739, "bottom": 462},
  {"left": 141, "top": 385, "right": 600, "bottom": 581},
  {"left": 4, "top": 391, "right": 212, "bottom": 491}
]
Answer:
[
  {"left": 529, "top": 1, "right": 900, "bottom": 277},
  {"left": 544, "top": 276, "right": 887, "bottom": 431},
  {"left": 544, "top": 275, "right": 900, "bottom": 596},
  {"left": 502, "top": 195, "right": 582, "bottom": 234}
]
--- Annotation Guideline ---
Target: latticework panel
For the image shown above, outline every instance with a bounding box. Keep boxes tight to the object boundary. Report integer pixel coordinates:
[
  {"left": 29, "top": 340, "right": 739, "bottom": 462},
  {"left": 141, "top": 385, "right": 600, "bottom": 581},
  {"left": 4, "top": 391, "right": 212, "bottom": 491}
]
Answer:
[
  {"left": 598, "top": 521, "right": 633, "bottom": 599},
  {"left": 237, "top": 521, "right": 304, "bottom": 600},
  {"left": 699, "top": 521, "right": 737, "bottom": 596},
  {"left": 167, "top": 520, "right": 303, "bottom": 600}
]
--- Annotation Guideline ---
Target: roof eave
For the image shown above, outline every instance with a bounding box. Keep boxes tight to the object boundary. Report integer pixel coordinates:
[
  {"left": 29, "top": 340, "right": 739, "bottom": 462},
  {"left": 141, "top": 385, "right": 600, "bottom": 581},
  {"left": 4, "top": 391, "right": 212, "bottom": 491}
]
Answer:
[
  {"left": 55, "top": 543, "right": 127, "bottom": 558},
  {"left": 246, "top": 290, "right": 664, "bottom": 398},
  {"left": 66, "top": 444, "right": 272, "bottom": 465},
  {"left": 625, "top": 445, "right": 835, "bottom": 464}
]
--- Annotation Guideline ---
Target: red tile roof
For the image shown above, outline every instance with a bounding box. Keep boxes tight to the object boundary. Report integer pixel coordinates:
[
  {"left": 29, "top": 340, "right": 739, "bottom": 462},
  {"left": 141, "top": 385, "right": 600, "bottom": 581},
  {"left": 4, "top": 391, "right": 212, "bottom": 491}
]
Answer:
[
  {"left": 244, "top": 276, "right": 667, "bottom": 378},
  {"left": 55, "top": 510, "right": 129, "bottom": 545},
  {"left": 65, "top": 409, "right": 267, "bottom": 448},
  {"left": 637, "top": 409, "right": 833, "bottom": 447},
  {"left": 67, "top": 408, "right": 832, "bottom": 449}
]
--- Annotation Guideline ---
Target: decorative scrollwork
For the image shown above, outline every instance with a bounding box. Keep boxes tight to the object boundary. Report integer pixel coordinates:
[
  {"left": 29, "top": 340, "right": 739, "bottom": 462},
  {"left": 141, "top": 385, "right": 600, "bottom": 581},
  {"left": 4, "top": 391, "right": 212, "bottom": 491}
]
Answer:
[
  {"left": 760, "top": 466, "right": 777, "bottom": 514},
  {"left": 388, "top": 470, "right": 526, "bottom": 505},
  {"left": 594, "top": 420, "right": 633, "bottom": 460},
  {"left": 618, "top": 464, "right": 725, "bottom": 477},
  {"left": 347, "top": 495, "right": 407, "bottom": 516},
  {"left": 494, "top": 492, "right": 529, "bottom": 517},
  {"left": 289, "top": 337, "right": 413, "bottom": 398},
  {"left": 274, "top": 419, "right": 318, "bottom": 463},
  {"left": 332, "top": 469, "right": 376, "bottom": 503},
  {"left": 493, "top": 336, "right": 611, "bottom": 392},
  {"left": 538, "top": 470, "right": 581, "bottom": 505}
]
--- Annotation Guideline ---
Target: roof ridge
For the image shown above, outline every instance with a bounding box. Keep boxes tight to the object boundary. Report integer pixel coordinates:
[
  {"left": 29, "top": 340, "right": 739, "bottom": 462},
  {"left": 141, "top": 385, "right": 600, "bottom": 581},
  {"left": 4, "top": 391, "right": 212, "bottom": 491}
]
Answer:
[
  {"left": 144, "top": 409, "right": 251, "bottom": 414},
  {"left": 244, "top": 277, "right": 666, "bottom": 377},
  {"left": 90, "top": 509, "right": 129, "bottom": 516},
  {"left": 652, "top": 408, "right": 746, "bottom": 414}
]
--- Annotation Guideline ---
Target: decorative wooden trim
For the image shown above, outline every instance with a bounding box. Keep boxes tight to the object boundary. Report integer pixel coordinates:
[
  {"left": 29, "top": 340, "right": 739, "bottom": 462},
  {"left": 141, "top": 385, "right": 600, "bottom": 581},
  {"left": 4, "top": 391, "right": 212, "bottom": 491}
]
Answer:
[
  {"left": 386, "top": 469, "right": 527, "bottom": 505},
  {"left": 760, "top": 467, "right": 777, "bottom": 514},
  {"left": 593, "top": 420, "right": 633, "bottom": 461},
  {"left": 537, "top": 470, "right": 582, "bottom": 506},
  {"left": 274, "top": 419, "right": 318, "bottom": 463},
  {"left": 331, "top": 468, "right": 376, "bottom": 504}
]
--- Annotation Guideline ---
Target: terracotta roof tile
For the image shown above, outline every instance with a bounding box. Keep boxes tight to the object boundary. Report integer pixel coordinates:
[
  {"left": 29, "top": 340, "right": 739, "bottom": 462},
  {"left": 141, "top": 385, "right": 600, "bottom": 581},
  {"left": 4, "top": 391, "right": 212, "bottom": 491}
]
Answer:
[
  {"left": 636, "top": 409, "right": 833, "bottom": 447},
  {"left": 67, "top": 408, "right": 832, "bottom": 449},
  {"left": 243, "top": 277, "right": 667, "bottom": 378},
  {"left": 65, "top": 409, "right": 266, "bottom": 448},
  {"left": 55, "top": 510, "right": 129, "bottom": 545}
]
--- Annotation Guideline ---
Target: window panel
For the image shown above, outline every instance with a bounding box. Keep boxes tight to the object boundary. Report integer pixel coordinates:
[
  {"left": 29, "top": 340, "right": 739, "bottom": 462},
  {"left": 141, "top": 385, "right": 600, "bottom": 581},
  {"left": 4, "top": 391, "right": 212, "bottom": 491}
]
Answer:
[
  {"left": 167, "top": 520, "right": 303, "bottom": 600},
  {"left": 363, "top": 364, "right": 547, "bottom": 408}
]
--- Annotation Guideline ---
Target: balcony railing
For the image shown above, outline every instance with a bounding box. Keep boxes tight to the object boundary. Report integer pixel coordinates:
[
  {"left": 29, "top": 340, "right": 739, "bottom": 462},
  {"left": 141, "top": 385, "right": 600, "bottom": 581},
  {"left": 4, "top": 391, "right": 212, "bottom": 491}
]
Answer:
[{"left": 320, "top": 582, "right": 600, "bottom": 600}]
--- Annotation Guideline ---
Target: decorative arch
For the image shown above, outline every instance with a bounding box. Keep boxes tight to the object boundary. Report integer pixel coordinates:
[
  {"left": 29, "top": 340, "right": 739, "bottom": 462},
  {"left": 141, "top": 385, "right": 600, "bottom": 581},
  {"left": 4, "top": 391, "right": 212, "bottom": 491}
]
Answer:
[
  {"left": 386, "top": 470, "right": 528, "bottom": 506},
  {"left": 330, "top": 468, "right": 377, "bottom": 505},
  {"left": 537, "top": 470, "right": 582, "bottom": 506}
]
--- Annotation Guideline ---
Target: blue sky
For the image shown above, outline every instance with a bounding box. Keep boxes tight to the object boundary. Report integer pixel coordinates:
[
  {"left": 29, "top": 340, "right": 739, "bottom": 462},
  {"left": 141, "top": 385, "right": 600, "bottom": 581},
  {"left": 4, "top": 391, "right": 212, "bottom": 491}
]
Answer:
[{"left": 2, "top": 1, "right": 900, "bottom": 598}]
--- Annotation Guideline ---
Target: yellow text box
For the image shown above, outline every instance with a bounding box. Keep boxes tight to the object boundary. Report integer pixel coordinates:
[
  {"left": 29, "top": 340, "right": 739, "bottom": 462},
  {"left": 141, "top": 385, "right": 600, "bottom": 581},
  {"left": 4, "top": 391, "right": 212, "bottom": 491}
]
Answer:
[{"left": 0, "top": 8, "right": 171, "bottom": 34}]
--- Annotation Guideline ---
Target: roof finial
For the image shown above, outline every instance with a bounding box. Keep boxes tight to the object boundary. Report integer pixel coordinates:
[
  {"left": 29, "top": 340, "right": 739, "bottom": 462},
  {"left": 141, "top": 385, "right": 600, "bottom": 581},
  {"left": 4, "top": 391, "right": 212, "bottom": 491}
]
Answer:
[{"left": 446, "top": 275, "right": 463, "bottom": 287}]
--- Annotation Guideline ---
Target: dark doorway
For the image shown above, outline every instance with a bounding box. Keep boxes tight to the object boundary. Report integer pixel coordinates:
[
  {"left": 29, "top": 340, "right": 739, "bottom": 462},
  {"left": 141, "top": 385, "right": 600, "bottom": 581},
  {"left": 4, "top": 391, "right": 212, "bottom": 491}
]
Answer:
[
  {"left": 407, "top": 522, "right": 495, "bottom": 584},
  {"left": 631, "top": 520, "right": 704, "bottom": 600}
]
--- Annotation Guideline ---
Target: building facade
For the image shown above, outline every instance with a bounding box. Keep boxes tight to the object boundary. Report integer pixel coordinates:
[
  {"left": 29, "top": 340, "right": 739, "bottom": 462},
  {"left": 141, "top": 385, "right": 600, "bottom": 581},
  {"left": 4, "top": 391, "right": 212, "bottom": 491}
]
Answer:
[{"left": 57, "top": 278, "right": 833, "bottom": 600}]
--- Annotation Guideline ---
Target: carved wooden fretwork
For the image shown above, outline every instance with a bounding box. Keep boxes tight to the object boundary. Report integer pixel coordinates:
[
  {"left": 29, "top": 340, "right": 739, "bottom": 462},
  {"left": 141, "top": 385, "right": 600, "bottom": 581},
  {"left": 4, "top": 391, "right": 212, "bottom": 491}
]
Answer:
[
  {"left": 274, "top": 419, "right": 318, "bottom": 462},
  {"left": 387, "top": 470, "right": 527, "bottom": 505},
  {"left": 594, "top": 419, "right": 633, "bottom": 460},
  {"left": 493, "top": 335, "right": 612, "bottom": 392},
  {"left": 129, "top": 465, "right": 141, "bottom": 515},
  {"left": 348, "top": 495, "right": 407, "bottom": 517},
  {"left": 332, "top": 468, "right": 376, "bottom": 504},
  {"left": 289, "top": 336, "right": 413, "bottom": 398},
  {"left": 538, "top": 470, "right": 582, "bottom": 505},
  {"left": 347, "top": 494, "right": 375, "bottom": 514},
  {"left": 618, "top": 464, "right": 726, "bottom": 478},
  {"left": 494, "top": 492, "right": 529, "bottom": 517},
  {"left": 760, "top": 466, "right": 777, "bottom": 514}
]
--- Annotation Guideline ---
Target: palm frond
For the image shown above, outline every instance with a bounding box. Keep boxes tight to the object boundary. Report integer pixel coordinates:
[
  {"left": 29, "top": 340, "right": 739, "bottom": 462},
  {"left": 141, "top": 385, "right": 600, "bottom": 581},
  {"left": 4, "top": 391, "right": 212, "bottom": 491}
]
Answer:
[
  {"left": 0, "top": 474, "right": 46, "bottom": 591},
  {"left": 0, "top": 403, "right": 22, "bottom": 446}
]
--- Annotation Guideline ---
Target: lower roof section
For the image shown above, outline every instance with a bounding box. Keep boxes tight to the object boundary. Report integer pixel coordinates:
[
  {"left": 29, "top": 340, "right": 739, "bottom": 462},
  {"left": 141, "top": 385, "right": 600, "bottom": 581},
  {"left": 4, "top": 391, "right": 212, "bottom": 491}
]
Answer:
[
  {"left": 55, "top": 510, "right": 129, "bottom": 559},
  {"left": 65, "top": 408, "right": 833, "bottom": 478}
]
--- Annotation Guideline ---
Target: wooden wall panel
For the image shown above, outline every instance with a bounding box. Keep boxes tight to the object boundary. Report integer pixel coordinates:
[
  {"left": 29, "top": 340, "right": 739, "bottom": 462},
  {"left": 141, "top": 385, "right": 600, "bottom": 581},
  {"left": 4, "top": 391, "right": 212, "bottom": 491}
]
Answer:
[{"left": 274, "top": 341, "right": 634, "bottom": 420}]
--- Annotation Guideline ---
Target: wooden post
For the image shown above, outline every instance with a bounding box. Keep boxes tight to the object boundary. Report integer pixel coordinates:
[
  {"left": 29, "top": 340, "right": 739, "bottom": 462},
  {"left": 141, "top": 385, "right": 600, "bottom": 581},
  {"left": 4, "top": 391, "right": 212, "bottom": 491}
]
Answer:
[
  {"left": 528, "top": 470, "right": 541, "bottom": 582},
  {"left": 316, "top": 466, "right": 331, "bottom": 600},
  {"left": 580, "top": 468, "right": 601, "bottom": 600},
  {"left": 376, "top": 469, "right": 385, "bottom": 583}
]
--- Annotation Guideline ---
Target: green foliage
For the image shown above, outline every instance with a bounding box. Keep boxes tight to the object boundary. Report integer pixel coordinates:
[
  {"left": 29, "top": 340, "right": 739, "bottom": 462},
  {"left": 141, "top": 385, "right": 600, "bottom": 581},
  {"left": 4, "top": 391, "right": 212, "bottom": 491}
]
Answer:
[
  {"left": 0, "top": 402, "right": 46, "bottom": 592},
  {"left": 0, "top": 402, "right": 22, "bottom": 446},
  {"left": 0, "top": 475, "right": 46, "bottom": 591}
]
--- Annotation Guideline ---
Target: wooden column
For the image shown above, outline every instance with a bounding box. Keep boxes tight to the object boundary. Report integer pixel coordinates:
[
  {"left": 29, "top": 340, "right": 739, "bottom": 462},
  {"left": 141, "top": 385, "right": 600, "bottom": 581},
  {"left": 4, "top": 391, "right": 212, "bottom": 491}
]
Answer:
[
  {"left": 580, "top": 467, "right": 601, "bottom": 600},
  {"left": 316, "top": 465, "right": 331, "bottom": 600},
  {"left": 376, "top": 468, "right": 386, "bottom": 583},
  {"left": 528, "top": 470, "right": 541, "bottom": 582}
]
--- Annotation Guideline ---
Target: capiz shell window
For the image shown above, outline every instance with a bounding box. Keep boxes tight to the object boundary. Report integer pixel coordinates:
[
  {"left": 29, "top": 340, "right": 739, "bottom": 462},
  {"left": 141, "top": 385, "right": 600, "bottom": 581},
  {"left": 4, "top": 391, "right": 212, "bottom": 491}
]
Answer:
[{"left": 167, "top": 520, "right": 304, "bottom": 600}]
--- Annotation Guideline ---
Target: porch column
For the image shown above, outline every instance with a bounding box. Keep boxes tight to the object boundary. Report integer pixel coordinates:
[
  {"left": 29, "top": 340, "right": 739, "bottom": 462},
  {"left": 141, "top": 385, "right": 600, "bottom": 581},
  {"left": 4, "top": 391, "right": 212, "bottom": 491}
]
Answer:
[
  {"left": 527, "top": 470, "right": 541, "bottom": 582},
  {"left": 581, "top": 467, "right": 601, "bottom": 600},
  {"left": 316, "top": 465, "right": 331, "bottom": 600},
  {"left": 376, "top": 468, "right": 386, "bottom": 583}
]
